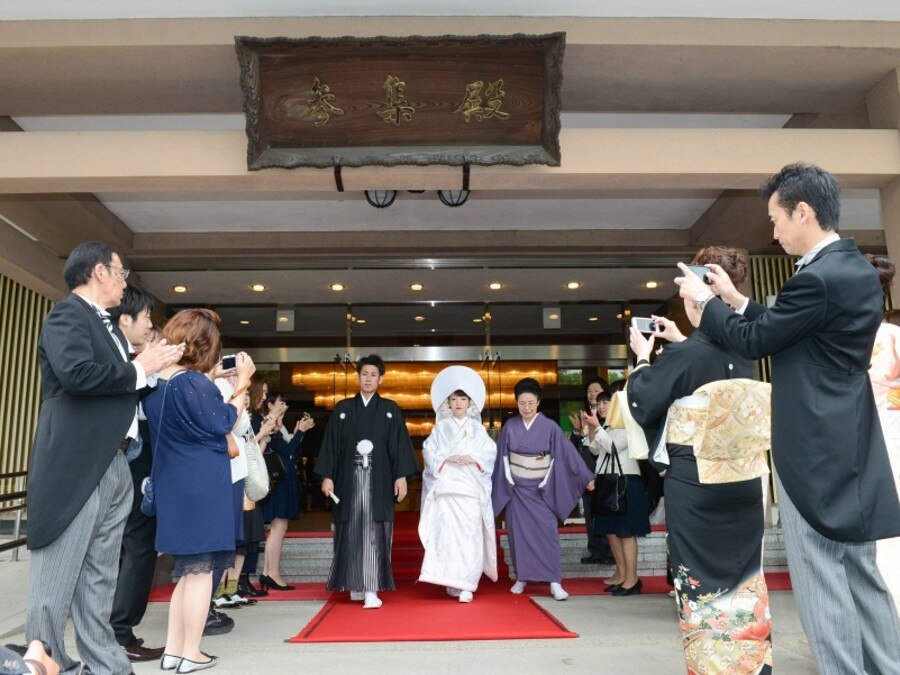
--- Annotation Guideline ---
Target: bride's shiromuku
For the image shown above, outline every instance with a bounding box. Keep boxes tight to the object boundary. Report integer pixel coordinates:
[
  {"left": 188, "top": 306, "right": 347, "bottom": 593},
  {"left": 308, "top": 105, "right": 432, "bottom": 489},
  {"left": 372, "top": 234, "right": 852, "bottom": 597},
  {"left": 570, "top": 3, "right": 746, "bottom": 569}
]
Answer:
[{"left": 417, "top": 366, "right": 498, "bottom": 603}]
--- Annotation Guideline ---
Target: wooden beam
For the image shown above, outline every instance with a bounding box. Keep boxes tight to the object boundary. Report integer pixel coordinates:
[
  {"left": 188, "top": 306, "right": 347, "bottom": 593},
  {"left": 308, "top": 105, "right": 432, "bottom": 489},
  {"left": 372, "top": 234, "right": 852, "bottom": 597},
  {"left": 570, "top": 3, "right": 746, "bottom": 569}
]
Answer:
[
  {"left": 0, "top": 221, "right": 67, "bottom": 300},
  {"left": 0, "top": 129, "right": 897, "bottom": 193}
]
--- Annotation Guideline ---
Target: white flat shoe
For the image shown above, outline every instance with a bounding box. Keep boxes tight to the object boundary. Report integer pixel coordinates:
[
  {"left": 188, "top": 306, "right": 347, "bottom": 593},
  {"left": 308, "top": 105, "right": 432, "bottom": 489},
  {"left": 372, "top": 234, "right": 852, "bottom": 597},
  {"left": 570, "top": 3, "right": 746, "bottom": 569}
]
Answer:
[
  {"left": 446, "top": 587, "right": 461, "bottom": 597},
  {"left": 363, "top": 592, "right": 382, "bottom": 609},
  {"left": 459, "top": 591, "right": 474, "bottom": 603},
  {"left": 350, "top": 591, "right": 364, "bottom": 601},
  {"left": 510, "top": 581, "right": 527, "bottom": 594},
  {"left": 175, "top": 654, "right": 218, "bottom": 673},
  {"left": 550, "top": 582, "right": 569, "bottom": 601},
  {"left": 161, "top": 654, "right": 180, "bottom": 671}
]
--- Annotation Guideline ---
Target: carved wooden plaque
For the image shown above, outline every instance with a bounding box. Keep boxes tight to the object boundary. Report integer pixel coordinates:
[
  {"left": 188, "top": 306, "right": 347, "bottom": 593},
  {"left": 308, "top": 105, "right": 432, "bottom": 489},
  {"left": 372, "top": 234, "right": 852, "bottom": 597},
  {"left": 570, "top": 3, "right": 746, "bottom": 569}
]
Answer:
[{"left": 235, "top": 33, "right": 564, "bottom": 169}]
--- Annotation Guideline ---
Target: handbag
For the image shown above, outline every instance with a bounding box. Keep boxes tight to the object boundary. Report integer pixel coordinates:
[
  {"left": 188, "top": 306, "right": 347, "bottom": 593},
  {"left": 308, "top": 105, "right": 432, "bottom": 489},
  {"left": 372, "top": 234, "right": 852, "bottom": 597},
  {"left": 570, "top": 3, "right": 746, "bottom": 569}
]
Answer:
[
  {"left": 242, "top": 430, "right": 270, "bottom": 501},
  {"left": 263, "top": 449, "right": 287, "bottom": 491},
  {"left": 591, "top": 446, "right": 628, "bottom": 516},
  {"left": 140, "top": 370, "right": 185, "bottom": 517}
]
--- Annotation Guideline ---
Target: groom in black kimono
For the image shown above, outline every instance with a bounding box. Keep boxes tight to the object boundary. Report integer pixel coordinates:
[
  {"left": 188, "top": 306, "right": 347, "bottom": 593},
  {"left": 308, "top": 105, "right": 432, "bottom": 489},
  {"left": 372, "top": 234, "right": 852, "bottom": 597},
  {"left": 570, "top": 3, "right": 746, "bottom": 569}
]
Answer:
[{"left": 317, "top": 354, "right": 418, "bottom": 609}]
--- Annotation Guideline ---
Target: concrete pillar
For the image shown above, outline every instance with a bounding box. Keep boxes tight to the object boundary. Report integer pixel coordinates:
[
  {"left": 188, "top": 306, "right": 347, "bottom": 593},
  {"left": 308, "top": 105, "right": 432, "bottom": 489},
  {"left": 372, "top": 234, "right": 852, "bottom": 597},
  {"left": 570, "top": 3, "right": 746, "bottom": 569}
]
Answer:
[{"left": 867, "top": 69, "right": 900, "bottom": 306}]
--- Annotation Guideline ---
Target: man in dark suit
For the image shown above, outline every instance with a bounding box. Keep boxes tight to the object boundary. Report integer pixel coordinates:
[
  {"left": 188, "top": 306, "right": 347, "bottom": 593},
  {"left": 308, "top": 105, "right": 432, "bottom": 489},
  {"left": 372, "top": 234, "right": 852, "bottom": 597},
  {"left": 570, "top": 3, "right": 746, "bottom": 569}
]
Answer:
[
  {"left": 317, "top": 354, "right": 419, "bottom": 610},
  {"left": 676, "top": 163, "right": 900, "bottom": 673},
  {"left": 26, "top": 241, "right": 183, "bottom": 675},
  {"left": 107, "top": 286, "right": 164, "bottom": 663}
]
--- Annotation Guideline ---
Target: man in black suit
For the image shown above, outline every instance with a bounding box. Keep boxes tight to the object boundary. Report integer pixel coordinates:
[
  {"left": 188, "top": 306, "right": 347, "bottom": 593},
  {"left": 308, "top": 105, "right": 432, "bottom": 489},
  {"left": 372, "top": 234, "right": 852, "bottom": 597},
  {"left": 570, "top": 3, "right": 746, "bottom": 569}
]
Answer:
[
  {"left": 677, "top": 163, "right": 900, "bottom": 673},
  {"left": 25, "top": 241, "right": 183, "bottom": 675},
  {"left": 107, "top": 286, "right": 164, "bottom": 663}
]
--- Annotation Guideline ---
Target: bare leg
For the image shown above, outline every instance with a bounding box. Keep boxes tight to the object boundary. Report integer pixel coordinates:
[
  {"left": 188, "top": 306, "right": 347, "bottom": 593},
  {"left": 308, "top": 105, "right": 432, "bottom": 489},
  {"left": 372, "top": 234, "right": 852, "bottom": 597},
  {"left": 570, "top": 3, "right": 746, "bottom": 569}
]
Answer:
[
  {"left": 264, "top": 518, "right": 288, "bottom": 585},
  {"left": 605, "top": 535, "right": 626, "bottom": 585},
  {"left": 164, "top": 578, "right": 186, "bottom": 657},
  {"left": 180, "top": 572, "right": 213, "bottom": 663}
]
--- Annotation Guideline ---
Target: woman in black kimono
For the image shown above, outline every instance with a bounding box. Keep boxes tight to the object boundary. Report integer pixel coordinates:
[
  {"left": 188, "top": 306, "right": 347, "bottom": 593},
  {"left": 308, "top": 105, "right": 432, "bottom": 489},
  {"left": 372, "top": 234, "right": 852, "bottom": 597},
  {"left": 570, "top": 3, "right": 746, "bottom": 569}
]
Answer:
[{"left": 627, "top": 247, "right": 773, "bottom": 674}]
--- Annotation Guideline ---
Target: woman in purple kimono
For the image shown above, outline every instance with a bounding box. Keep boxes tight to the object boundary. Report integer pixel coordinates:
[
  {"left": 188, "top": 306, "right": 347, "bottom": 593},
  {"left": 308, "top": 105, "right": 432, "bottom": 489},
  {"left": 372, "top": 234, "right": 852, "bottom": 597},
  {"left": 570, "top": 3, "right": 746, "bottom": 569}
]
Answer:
[{"left": 492, "top": 378, "right": 594, "bottom": 600}]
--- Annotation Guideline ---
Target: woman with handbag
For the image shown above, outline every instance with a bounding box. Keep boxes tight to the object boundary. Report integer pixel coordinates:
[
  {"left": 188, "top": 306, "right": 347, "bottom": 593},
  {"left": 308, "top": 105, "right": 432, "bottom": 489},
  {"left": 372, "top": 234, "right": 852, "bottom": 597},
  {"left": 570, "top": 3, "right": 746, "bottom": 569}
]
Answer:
[
  {"left": 626, "top": 247, "right": 773, "bottom": 674},
  {"left": 143, "top": 309, "right": 256, "bottom": 674},
  {"left": 585, "top": 389, "right": 650, "bottom": 597},
  {"left": 255, "top": 391, "right": 314, "bottom": 591}
]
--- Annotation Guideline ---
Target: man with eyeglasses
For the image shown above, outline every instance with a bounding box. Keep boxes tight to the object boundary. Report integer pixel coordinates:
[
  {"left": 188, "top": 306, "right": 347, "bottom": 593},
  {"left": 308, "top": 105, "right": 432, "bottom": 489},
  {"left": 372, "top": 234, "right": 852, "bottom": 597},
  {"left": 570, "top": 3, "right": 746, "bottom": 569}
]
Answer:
[{"left": 25, "top": 241, "right": 184, "bottom": 675}]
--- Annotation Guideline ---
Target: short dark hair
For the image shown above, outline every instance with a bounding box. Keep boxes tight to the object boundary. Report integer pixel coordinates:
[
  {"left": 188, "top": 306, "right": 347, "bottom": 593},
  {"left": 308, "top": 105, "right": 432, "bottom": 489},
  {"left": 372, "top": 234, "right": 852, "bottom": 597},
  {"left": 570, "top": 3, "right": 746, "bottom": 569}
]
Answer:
[
  {"left": 108, "top": 285, "right": 154, "bottom": 324},
  {"left": 759, "top": 162, "right": 841, "bottom": 232},
  {"left": 162, "top": 308, "right": 222, "bottom": 373},
  {"left": 865, "top": 254, "right": 895, "bottom": 295},
  {"left": 357, "top": 353, "right": 386, "bottom": 376},
  {"left": 585, "top": 376, "right": 609, "bottom": 393},
  {"left": 514, "top": 377, "right": 542, "bottom": 401},
  {"left": 608, "top": 378, "right": 627, "bottom": 394},
  {"left": 63, "top": 241, "right": 116, "bottom": 290},
  {"left": 265, "top": 391, "right": 284, "bottom": 410},
  {"left": 596, "top": 391, "right": 611, "bottom": 402},
  {"left": 693, "top": 246, "right": 749, "bottom": 287}
]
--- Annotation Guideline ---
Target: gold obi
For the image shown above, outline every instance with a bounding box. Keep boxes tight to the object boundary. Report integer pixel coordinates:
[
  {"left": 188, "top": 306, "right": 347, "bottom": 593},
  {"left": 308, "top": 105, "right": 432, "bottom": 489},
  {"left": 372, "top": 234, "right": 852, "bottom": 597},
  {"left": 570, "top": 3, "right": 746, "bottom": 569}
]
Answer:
[{"left": 665, "top": 379, "right": 772, "bottom": 484}]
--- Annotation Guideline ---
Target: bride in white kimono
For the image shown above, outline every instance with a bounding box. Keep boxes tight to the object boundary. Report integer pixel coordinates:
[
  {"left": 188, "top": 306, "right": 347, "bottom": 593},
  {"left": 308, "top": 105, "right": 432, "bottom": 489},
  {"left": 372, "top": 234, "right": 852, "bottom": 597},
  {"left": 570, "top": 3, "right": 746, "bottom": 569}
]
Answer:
[{"left": 418, "top": 366, "right": 498, "bottom": 603}]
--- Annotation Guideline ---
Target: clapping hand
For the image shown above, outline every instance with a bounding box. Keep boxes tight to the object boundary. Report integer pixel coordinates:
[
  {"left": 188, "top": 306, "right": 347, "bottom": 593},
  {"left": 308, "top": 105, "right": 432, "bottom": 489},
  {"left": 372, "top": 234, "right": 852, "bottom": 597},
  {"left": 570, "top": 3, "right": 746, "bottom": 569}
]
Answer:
[
  {"left": 295, "top": 417, "right": 315, "bottom": 433},
  {"left": 582, "top": 408, "right": 600, "bottom": 431},
  {"left": 568, "top": 413, "right": 583, "bottom": 434}
]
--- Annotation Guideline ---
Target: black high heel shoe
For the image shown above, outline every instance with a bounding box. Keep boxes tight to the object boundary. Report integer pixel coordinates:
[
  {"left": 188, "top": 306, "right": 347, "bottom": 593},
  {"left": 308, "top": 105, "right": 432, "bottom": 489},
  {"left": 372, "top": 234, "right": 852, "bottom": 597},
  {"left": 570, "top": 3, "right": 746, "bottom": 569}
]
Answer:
[
  {"left": 612, "top": 579, "right": 643, "bottom": 596},
  {"left": 603, "top": 583, "right": 622, "bottom": 593},
  {"left": 238, "top": 574, "right": 268, "bottom": 598},
  {"left": 259, "top": 574, "right": 295, "bottom": 591}
]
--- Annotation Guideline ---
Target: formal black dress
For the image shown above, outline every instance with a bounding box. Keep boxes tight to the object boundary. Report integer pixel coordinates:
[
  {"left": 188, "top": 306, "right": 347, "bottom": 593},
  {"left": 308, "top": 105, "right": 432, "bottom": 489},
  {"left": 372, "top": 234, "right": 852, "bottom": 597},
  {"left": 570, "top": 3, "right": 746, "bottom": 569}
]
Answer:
[{"left": 628, "top": 331, "right": 772, "bottom": 674}]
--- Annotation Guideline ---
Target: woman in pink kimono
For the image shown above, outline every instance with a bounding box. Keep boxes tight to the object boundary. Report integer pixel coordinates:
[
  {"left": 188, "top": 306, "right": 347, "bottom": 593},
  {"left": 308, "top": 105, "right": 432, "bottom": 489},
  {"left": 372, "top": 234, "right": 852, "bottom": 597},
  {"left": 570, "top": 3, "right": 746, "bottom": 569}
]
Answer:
[{"left": 418, "top": 366, "right": 498, "bottom": 603}]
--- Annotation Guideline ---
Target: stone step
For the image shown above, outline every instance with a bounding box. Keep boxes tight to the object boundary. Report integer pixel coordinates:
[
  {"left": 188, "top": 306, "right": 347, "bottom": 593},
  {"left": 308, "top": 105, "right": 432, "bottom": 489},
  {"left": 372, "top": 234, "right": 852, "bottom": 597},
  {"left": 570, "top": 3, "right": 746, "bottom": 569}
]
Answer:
[{"left": 276, "top": 527, "right": 788, "bottom": 583}]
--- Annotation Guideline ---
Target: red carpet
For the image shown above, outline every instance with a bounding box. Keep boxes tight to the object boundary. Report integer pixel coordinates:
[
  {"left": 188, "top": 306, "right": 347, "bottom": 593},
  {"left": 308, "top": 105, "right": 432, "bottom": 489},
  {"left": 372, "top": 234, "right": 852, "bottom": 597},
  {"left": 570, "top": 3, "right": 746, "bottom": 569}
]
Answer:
[{"left": 288, "top": 581, "right": 578, "bottom": 643}]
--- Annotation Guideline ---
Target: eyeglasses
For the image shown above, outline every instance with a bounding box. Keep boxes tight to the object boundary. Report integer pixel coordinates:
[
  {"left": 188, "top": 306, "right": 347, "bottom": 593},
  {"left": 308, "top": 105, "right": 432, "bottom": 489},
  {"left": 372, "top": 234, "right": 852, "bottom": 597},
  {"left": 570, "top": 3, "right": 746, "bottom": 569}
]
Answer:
[{"left": 105, "top": 264, "right": 130, "bottom": 280}]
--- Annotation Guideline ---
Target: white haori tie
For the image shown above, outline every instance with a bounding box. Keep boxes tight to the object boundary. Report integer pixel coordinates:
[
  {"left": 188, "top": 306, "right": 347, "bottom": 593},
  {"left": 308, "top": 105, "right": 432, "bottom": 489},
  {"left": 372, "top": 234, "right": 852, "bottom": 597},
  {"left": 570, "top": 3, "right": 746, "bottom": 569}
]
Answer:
[{"left": 356, "top": 439, "right": 374, "bottom": 467}]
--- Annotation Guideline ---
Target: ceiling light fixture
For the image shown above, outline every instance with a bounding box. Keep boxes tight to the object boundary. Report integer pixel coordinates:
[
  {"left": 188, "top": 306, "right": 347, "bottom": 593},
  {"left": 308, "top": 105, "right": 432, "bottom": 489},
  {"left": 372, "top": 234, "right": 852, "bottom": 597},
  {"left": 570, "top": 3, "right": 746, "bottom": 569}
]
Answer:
[
  {"left": 414, "top": 315, "right": 426, "bottom": 322},
  {"left": 588, "top": 316, "right": 599, "bottom": 322},
  {"left": 548, "top": 313, "right": 560, "bottom": 320},
  {"left": 488, "top": 282, "right": 503, "bottom": 290},
  {"left": 364, "top": 190, "right": 397, "bottom": 208},
  {"left": 251, "top": 284, "right": 266, "bottom": 292},
  {"left": 473, "top": 318, "right": 483, "bottom": 323},
  {"left": 616, "top": 313, "right": 623, "bottom": 320},
  {"left": 644, "top": 281, "right": 660, "bottom": 289},
  {"left": 278, "top": 316, "right": 289, "bottom": 323},
  {"left": 356, "top": 319, "right": 366, "bottom": 324},
  {"left": 437, "top": 189, "right": 469, "bottom": 207},
  {"left": 330, "top": 283, "right": 345, "bottom": 292},
  {"left": 172, "top": 285, "right": 187, "bottom": 293},
  {"left": 566, "top": 281, "right": 582, "bottom": 290},
  {"left": 409, "top": 283, "right": 424, "bottom": 291},
  {"left": 239, "top": 320, "right": 250, "bottom": 325}
]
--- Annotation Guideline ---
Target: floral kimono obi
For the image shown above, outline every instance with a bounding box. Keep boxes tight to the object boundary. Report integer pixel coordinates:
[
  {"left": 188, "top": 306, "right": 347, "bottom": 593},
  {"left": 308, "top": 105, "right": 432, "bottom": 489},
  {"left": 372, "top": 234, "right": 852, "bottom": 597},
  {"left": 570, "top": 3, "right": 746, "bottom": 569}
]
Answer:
[{"left": 665, "top": 379, "right": 771, "bottom": 484}]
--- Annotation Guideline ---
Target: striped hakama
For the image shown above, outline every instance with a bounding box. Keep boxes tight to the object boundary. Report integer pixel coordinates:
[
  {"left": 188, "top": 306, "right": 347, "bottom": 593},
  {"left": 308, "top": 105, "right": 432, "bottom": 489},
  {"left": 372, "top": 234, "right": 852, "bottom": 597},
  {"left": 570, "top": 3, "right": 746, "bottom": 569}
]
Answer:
[{"left": 327, "top": 458, "right": 395, "bottom": 592}]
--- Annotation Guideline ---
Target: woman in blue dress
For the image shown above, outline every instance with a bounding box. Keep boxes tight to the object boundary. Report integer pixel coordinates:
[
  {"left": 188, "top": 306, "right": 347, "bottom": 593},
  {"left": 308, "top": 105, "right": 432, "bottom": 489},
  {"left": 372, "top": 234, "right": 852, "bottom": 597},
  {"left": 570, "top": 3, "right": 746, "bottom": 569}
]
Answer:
[
  {"left": 144, "top": 309, "right": 256, "bottom": 674},
  {"left": 255, "top": 391, "right": 314, "bottom": 591}
]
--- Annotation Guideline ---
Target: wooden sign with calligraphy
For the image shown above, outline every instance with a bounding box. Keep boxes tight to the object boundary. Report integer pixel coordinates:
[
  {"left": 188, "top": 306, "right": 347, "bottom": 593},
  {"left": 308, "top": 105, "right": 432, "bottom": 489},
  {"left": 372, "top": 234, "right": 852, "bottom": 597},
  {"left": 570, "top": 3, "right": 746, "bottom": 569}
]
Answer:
[{"left": 234, "top": 33, "right": 564, "bottom": 169}]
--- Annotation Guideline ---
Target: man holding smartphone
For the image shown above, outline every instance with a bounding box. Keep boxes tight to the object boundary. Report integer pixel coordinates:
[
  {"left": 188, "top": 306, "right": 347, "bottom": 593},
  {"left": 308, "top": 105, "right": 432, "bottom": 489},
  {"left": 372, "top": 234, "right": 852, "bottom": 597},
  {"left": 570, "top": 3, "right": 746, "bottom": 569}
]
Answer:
[{"left": 676, "top": 163, "right": 900, "bottom": 673}]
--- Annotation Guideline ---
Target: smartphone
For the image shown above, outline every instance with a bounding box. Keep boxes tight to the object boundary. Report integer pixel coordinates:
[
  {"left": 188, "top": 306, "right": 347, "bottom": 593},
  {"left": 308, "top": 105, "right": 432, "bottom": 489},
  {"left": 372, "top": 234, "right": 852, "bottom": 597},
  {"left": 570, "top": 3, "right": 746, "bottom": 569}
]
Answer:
[
  {"left": 684, "top": 264, "right": 714, "bottom": 285},
  {"left": 221, "top": 354, "right": 236, "bottom": 369},
  {"left": 302, "top": 412, "right": 312, "bottom": 420},
  {"left": 631, "top": 317, "right": 662, "bottom": 334}
]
